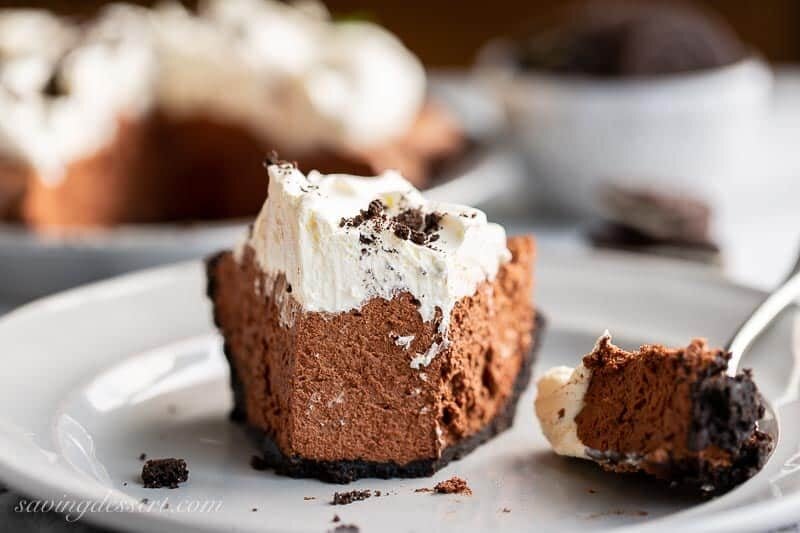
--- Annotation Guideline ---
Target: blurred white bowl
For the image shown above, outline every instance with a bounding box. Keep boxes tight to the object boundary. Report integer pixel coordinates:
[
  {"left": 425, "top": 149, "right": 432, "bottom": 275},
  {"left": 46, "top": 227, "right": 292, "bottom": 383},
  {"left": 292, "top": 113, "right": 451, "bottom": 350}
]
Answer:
[{"left": 480, "top": 45, "right": 774, "bottom": 216}]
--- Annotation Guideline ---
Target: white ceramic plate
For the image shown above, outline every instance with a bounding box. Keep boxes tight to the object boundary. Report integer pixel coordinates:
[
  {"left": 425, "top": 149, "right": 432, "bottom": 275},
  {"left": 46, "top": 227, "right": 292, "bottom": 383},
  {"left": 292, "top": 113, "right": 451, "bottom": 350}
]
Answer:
[
  {"left": 0, "top": 250, "right": 797, "bottom": 533},
  {"left": 0, "top": 74, "right": 521, "bottom": 306}
]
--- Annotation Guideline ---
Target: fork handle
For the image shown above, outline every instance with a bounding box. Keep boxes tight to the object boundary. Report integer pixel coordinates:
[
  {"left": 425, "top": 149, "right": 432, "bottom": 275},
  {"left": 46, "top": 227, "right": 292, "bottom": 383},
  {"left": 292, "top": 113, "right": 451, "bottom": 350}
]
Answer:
[{"left": 726, "top": 246, "right": 800, "bottom": 375}]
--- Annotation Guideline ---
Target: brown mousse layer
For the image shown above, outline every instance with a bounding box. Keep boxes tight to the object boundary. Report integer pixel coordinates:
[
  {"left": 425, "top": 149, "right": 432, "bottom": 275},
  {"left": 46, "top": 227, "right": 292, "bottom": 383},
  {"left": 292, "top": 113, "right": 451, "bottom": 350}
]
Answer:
[
  {"left": 575, "top": 336, "right": 771, "bottom": 493},
  {"left": 207, "top": 236, "right": 537, "bottom": 482}
]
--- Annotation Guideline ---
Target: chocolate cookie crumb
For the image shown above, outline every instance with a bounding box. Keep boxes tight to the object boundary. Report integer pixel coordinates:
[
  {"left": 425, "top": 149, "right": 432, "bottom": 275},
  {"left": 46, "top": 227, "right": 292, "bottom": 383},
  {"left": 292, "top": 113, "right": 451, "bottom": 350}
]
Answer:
[
  {"left": 502, "top": 508, "right": 511, "bottom": 513},
  {"left": 390, "top": 208, "right": 443, "bottom": 246},
  {"left": 141, "top": 498, "right": 149, "bottom": 505},
  {"left": 588, "top": 488, "right": 597, "bottom": 494},
  {"left": 424, "top": 212, "right": 442, "bottom": 233},
  {"left": 340, "top": 199, "right": 385, "bottom": 228},
  {"left": 141, "top": 458, "right": 189, "bottom": 489},
  {"left": 330, "top": 525, "right": 359, "bottom": 533},
  {"left": 251, "top": 508, "right": 257, "bottom": 512},
  {"left": 557, "top": 408, "right": 565, "bottom": 419},
  {"left": 393, "top": 224, "right": 410, "bottom": 240},
  {"left": 138, "top": 453, "right": 147, "bottom": 461},
  {"left": 434, "top": 476, "right": 472, "bottom": 495},
  {"left": 414, "top": 487, "right": 432, "bottom": 493},
  {"left": 332, "top": 490, "right": 372, "bottom": 505},
  {"left": 303, "top": 496, "right": 316, "bottom": 501},
  {"left": 332, "top": 514, "right": 341, "bottom": 523},
  {"left": 250, "top": 455, "right": 268, "bottom": 471},
  {"left": 409, "top": 230, "right": 427, "bottom": 245},
  {"left": 394, "top": 208, "right": 424, "bottom": 230}
]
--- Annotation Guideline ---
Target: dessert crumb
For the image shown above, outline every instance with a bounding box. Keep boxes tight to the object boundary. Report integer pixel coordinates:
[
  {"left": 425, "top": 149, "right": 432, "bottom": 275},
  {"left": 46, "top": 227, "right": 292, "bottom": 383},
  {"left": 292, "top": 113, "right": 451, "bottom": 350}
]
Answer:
[
  {"left": 303, "top": 496, "right": 316, "bottom": 501},
  {"left": 434, "top": 476, "right": 472, "bottom": 496},
  {"left": 502, "top": 508, "right": 511, "bottom": 513},
  {"left": 557, "top": 408, "right": 565, "bottom": 419},
  {"left": 329, "top": 525, "right": 359, "bottom": 533},
  {"left": 332, "top": 490, "right": 372, "bottom": 505},
  {"left": 138, "top": 453, "right": 147, "bottom": 461},
  {"left": 251, "top": 508, "right": 257, "bottom": 512},
  {"left": 414, "top": 487, "right": 432, "bottom": 493},
  {"left": 141, "top": 458, "right": 189, "bottom": 489},
  {"left": 587, "top": 488, "right": 597, "bottom": 494},
  {"left": 140, "top": 498, "right": 149, "bottom": 505},
  {"left": 332, "top": 514, "right": 340, "bottom": 523}
]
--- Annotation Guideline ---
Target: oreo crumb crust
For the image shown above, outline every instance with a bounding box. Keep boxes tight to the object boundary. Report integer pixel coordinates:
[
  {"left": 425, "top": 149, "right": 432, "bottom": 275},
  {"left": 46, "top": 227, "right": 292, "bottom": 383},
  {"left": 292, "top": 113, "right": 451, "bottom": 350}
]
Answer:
[
  {"left": 331, "top": 490, "right": 372, "bottom": 505},
  {"left": 685, "top": 355, "right": 772, "bottom": 494},
  {"left": 434, "top": 476, "right": 472, "bottom": 495},
  {"left": 141, "top": 458, "right": 189, "bottom": 489},
  {"left": 228, "top": 313, "right": 545, "bottom": 484}
]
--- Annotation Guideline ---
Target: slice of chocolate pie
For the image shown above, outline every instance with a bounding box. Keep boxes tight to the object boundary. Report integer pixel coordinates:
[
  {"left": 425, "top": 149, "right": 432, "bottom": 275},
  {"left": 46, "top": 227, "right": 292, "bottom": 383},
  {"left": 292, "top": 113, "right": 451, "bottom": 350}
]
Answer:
[
  {"left": 208, "top": 161, "right": 541, "bottom": 483},
  {"left": 535, "top": 332, "right": 772, "bottom": 494}
]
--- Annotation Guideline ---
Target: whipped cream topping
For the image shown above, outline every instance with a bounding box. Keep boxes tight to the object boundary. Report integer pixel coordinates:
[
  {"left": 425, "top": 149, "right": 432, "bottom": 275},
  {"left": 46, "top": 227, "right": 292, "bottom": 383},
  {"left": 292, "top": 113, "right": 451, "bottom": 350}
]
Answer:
[
  {"left": 0, "top": 7, "right": 156, "bottom": 182},
  {"left": 243, "top": 163, "right": 511, "bottom": 366},
  {"left": 534, "top": 331, "right": 615, "bottom": 458},
  {"left": 0, "top": 1, "right": 426, "bottom": 183},
  {"left": 203, "top": 0, "right": 426, "bottom": 151}
]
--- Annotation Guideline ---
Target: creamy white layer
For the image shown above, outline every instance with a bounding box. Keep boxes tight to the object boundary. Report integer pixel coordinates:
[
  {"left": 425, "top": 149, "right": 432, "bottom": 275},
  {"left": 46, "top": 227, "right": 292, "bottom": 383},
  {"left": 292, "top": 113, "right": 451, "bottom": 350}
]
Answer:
[
  {"left": 534, "top": 331, "right": 615, "bottom": 458},
  {"left": 242, "top": 163, "right": 511, "bottom": 366},
  {"left": 0, "top": 7, "right": 155, "bottom": 183},
  {"left": 0, "top": 0, "right": 426, "bottom": 183}
]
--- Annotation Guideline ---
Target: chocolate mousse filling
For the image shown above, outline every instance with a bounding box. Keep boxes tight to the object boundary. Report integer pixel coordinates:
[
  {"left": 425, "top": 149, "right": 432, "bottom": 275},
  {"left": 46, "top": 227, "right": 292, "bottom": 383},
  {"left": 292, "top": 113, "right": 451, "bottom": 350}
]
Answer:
[
  {"left": 208, "top": 237, "right": 542, "bottom": 483},
  {"left": 575, "top": 337, "right": 772, "bottom": 493}
]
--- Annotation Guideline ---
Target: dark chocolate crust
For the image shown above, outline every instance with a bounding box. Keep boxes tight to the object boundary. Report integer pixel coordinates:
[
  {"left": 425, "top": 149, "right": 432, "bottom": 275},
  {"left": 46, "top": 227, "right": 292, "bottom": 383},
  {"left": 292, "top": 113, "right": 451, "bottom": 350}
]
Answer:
[
  {"left": 231, "top": 310, "right": 544, "bottom": 484},
  {"left": 586, "top": 428, "right": 771, "bottom": 496},
  {"left": 686, "top": 358, "right": 772, "bottom": 494}
]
